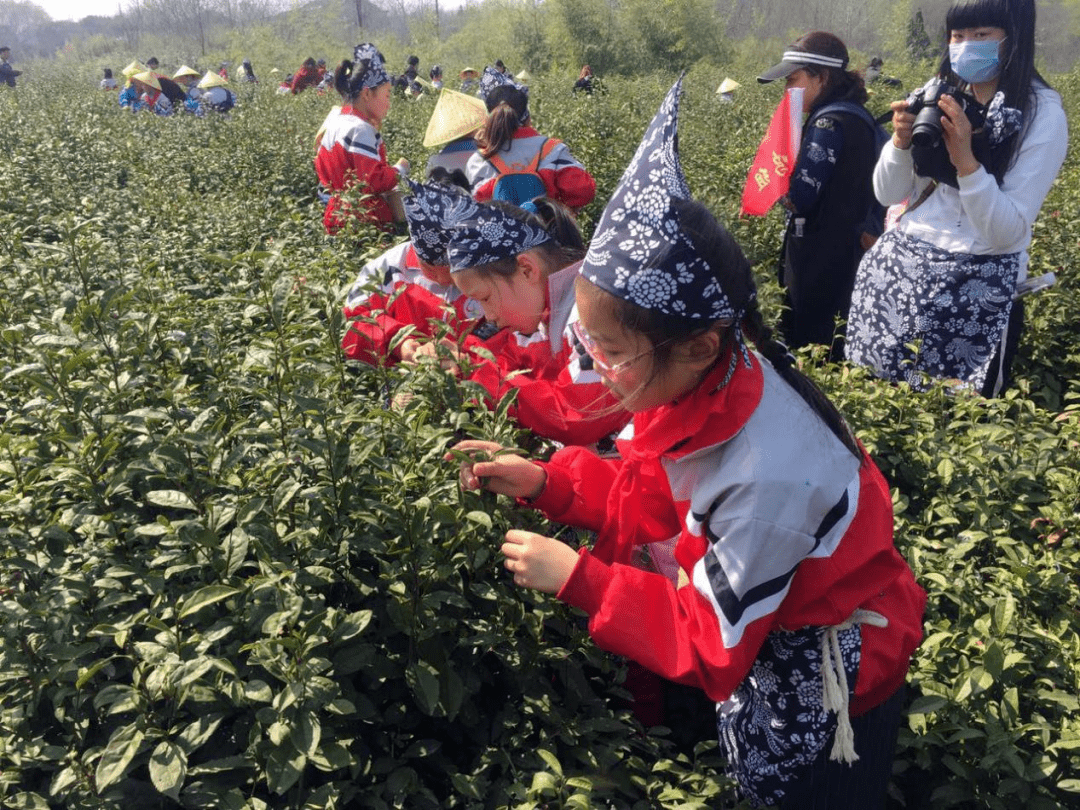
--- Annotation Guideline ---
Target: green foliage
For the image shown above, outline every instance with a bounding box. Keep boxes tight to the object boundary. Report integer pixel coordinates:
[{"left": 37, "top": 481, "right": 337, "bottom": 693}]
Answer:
[{"left": 0, "top": 60, "right": 1079, "bottom": 809}]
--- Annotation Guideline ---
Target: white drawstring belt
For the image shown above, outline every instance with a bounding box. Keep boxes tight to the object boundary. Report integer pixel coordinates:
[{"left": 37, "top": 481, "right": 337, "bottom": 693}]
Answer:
[{"left": 821, "top": 608, "right": 889, "bottom": 764}]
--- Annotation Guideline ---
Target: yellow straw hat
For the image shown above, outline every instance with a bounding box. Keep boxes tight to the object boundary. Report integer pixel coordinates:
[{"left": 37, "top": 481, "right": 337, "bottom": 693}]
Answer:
[
  {"left": 122, "top": 60, "right": 147, "bottom": 77},
  {"left": 198, "top": 71, "right": 228, "bottom": 89},
  {"left": 515, "top": 70, "right": 531, "bottom": 83},
  {"left": 717, "top": 77, "right": 741, "bottom": 94},
  {"left": 132, "top": 71, "right": 161, "bottom": 91},
  {"left": 460, "top": 67, "right": 478, "bottom": 78},
  {"left": 173, "top": 64, "right": 200, "bottom": 80},
  {"left": 423, "top": 88, "right": 488, "bottom": 148}
]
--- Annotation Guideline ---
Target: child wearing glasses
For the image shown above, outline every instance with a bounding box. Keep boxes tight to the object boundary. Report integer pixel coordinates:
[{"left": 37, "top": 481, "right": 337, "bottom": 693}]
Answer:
[{"left": 451, "top": 81, "right": 924, "bottom": 809}]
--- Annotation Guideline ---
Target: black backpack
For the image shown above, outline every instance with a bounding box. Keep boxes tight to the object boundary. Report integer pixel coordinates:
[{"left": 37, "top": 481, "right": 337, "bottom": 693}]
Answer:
[{"left": 809, "top": 102, "right": 890, "bottom": 238}]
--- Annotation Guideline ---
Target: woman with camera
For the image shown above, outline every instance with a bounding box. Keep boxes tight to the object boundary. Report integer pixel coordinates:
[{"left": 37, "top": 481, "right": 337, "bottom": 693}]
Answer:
[
  {"left": 845, "top": 0, "right": 1067, "bottom": 395},
  {"left": 758, "top": 31, "right": 882, "bottom": 359}
]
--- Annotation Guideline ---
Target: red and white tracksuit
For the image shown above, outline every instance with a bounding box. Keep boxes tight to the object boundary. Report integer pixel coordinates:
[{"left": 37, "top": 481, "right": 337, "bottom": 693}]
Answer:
[{"left": 315, "top": 106, "right": 400, "bottom": 233}]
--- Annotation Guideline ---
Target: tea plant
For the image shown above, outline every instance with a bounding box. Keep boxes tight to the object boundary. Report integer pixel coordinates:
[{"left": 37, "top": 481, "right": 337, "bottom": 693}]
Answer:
[{"left": 0, "top": 63, "right": 1077, "bottom": 809}]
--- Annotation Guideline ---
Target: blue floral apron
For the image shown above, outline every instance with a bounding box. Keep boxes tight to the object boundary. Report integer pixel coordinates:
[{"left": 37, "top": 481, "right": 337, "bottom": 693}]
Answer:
[
  {"left": 845, "top": 229, "right": 1020, "bottom": 391},
  {"left": 716, "top": 624, "right": 861, "bottom": 808}
]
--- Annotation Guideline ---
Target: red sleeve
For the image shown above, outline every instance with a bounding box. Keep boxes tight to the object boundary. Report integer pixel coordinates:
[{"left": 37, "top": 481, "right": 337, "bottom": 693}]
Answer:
[
  {"left": 342, "top": 283, "right": 464, "bottom": 365},
  {"left": 465, "top": 351, "right": 629, "bottom": 446},
  {"left": 558, "top": 549, "right": 771, "bottom": 702},
  {"left": 530, "top": 446, "right": 621, "bottom": 531},
  {"left": 348, "top": 149, "right": 400, "bottom": 196},
  {"left": 472, "top": 178, "right": 494, "bottom": 202},
  {"left": 539, "top": 167, "right": 596, "bottom": 210}
]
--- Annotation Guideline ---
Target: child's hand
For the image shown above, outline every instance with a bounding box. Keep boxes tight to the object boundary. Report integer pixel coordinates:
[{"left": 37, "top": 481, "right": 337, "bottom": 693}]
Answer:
[
  {"left": 501, "top": 530, "right": 579, "bottom": 593},
  {"left": 446, "top": 440, "right": 546, "bottom": 499}
]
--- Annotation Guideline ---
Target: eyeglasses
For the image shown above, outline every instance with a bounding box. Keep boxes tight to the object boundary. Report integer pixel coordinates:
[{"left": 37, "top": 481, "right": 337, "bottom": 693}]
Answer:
[{"left": 571, "top": 321, "right": 671, "bottom": 379}]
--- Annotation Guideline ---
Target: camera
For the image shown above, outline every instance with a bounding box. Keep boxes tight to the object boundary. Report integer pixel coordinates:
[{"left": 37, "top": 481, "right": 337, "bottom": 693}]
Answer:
[{"left": 905, "top": 79, "right": 988, "bottom": 149}]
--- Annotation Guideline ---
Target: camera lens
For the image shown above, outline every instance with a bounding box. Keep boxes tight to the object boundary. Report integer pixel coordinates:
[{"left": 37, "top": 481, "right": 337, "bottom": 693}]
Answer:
[{"left": 911, "top": 107, "right": 944, "bottom": 149}]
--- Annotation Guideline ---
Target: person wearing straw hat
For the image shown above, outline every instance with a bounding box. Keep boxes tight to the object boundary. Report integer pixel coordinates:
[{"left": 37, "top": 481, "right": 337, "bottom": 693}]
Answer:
[
  {"left": 468, "top": 67, "right": 596, "bottom": 211},
  {"left": 450, "top": 78, "right": 924, "bottom": 810},
  {"left": 716, "top": 76, "right": 740, "bottom": 103},
  {"left": 423, "top": 89, "right": 487, "bottom": 180},
  {"left": 173, "top": 64, "right": 202, "bottom": 110},
  {"left": 118, "top": 61, "right": 146, "bottom": 109},
  {"left": 459, "top": 67, "right": 479, "bottom": 94},
  {"left": 131, "top": 71, "right": 173, "bottom": 115},
  {"left": 758, "top": 31, "right": 881, "bottom": 359},
  {"left": 315, "top": 43, "right": 409, "bottom": 234},
  {"left": 197, "top": 70, "right": 236, "bottom": 113}
]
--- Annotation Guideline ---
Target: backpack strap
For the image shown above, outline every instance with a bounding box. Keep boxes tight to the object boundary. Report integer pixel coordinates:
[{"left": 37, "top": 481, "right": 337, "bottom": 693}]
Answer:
[
  {"left": 486, "top": 137, "right": 559, "bottom": 176},
  {"left": 810, "top": 101, "right": 878, "bottom": 137}
]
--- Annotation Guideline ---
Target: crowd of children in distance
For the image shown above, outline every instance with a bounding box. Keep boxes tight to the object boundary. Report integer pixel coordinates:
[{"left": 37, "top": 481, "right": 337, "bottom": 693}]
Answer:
[
  {"left": 103, "top": 57, "right": 253, "bottom": 116},
  {"left": 325, "top": 37, "right": 928, "bottom": 809}
]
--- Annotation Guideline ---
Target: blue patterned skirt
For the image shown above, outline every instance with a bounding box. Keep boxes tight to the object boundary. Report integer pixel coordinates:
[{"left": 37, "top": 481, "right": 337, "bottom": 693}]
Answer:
[
  {"left": 716, "top": 624, "right": 861, "bottom": 808},
  {"left": 845, "top": 229, "right": 1020, "bottom": 391}
]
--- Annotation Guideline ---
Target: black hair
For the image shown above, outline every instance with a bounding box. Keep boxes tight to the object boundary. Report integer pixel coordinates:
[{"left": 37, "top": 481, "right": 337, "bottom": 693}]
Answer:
[
  {"left": 791, "top": 31, "right": 868, "bottom": 110},
  {"left": 938, "top": 0, "right": 1047, "bottom": 181},
  {"left": 583, "top": 198, "right": 861, "bottom": 459},
  {"left": 303, "top": 57, "right": 317, "bottom": 69},
  {"left": 146, "top": 56, "right": 158, "bottom": 65},
  {"left": 334, "top": 47, "right": 387, "bottom": 101},
  {"left": 467, "top": 198, "right": 585, "bottom": 279},
  {"left": 103, "top": 68, "right": 113, "bottom": 78},
  {"left": 425, "top": 166, "right": 471, "bottom": 192},
  {"left": 407, "top": 55, "right": 419, "bottom": 66},
  {"left": 477, "top": 85, "right": 530, "bottom": 159}
]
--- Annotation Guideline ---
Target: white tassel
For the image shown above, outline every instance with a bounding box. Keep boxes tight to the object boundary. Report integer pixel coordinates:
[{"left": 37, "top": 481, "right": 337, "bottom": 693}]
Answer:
[{"left": 821, "top": 609, "right": 889, "bottom": 765}]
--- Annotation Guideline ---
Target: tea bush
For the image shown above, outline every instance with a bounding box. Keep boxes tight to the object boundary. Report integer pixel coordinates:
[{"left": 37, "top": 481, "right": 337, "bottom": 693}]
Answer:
[{"left": 0, "top": 65, "right": 1077, "bottom": 809}]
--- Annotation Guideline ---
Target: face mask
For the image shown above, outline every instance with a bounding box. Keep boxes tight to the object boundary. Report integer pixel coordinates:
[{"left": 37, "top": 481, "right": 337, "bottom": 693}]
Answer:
[{"left": 949, "top": 38, "right": 1004, "bottom": 84}]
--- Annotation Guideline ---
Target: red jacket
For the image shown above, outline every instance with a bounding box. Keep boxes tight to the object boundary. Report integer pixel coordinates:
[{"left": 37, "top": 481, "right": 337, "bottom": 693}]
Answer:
[
  {"left": 463, "top": 261, "right": 629, "bottom": 447},
  {"left": 466, "top": 127, "right": 596, "bottom": 210},
  {"left": 291, "top": 66, "right": 320, "bottom": 94},
  {"left": 315, "top": 106, "right": 399, "bottom": 233},
  {"left": 532, "top": 353, "right": 925, "bottom": 716},
  {"left": 342, "top": 242, "right": 501, "bottom": 365}
]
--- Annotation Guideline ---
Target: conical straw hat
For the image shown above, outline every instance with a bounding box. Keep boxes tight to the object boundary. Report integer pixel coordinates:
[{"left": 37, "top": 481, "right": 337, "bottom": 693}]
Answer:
[
  {"left": 717, "top": 77, "right": 740, "bottom": 94},
  {"left": 173, "top": 64, "right": 200, "bottom": 79},
  {"left": 423, "top": 89, "right": 488, "bottom": 148},
  {"left": 122, "top": 60, "right": 147, "bottom": 77},
  {"left": 515, "top": 70, "right": 531, "bottom": 83},
  {"left": 132, "top": 71, "right": 161, "bottom": 91},
  {"left": 198, "top": 70, "right": 228, "bottom": 89},
  {"left": 460, "top": 67, "right": 478, "bottom": 78}
]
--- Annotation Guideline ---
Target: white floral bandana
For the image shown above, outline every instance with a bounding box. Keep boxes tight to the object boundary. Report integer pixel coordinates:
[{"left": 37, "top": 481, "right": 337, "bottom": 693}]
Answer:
[
  {"left": 446, "top": 203, "right": 552, "bottom": 273},
  {"left": 353, "top": 43, "right": 390, "bottom": 90},
  {"left": 478, "top": 65, "right": 526, "bottom": 104},
  {"left": 580, "top": 78, "right": 748, "bottom": 332},
  {"left": 403, "top": 180, "right": 475, "bottom": 265}
]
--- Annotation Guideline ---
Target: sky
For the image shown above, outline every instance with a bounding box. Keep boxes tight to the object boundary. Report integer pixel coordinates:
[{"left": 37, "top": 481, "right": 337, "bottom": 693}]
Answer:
[{"left": 36, "top": 0, "right": 128, "bottom": 21}]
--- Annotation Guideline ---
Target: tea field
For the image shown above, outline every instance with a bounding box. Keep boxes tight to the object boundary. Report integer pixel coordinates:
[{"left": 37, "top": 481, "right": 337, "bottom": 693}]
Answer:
[{"left": 0, "top": 63, "right": 1079, "bottom": 809}]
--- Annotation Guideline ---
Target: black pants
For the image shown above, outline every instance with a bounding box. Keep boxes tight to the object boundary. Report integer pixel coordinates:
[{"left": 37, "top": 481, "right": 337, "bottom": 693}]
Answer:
[{"left": 777, "top": 686, "right": 906, "bottom": 810}]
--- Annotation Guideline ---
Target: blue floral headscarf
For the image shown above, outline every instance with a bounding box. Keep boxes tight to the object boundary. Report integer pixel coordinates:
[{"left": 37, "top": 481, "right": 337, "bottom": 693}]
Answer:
[
  {"left": 403, "top": 179, "right": 477, "bottom": 266},
  {"left": 352, "top": 43, "right": 390, "bottom": 90},
  {"left": 446, "top": 203, "right": 552, "bottom": 273},
  {"left": 580, "top": 77, "right": 752, "bottom": 365}
]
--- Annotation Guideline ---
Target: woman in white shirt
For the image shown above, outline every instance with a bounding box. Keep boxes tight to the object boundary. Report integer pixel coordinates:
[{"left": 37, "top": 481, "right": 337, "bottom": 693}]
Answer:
[{"left": 845, "top": 0, "right": 1067, "bottom": 395}]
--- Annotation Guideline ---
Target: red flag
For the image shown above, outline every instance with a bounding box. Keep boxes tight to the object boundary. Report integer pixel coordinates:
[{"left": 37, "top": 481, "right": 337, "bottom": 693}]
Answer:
[{"left": 740, "top": 87, "right": 803, "bottom": 216}]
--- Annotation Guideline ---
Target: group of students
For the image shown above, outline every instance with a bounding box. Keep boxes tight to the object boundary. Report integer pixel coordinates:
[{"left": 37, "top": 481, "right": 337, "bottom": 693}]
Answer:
[
  {"left": 322, "top": 0, "right": 1065, "bottom": 804},
  {"left": 322, "top": 37, "right": 928, "bottom": 810},
  {"left": 766, "top": 0, "right": 1066, "bottom": 397},
  {"left": 313, "top": 46, "right": 595, "bottom": 235},
  {"left": 110, "top": 58, "right": 239, "bottom": 116}
]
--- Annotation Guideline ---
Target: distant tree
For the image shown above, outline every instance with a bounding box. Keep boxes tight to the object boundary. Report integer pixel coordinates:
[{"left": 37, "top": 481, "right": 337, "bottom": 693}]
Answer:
[{"left": 907, "top": 8, "right": 934, "bottom": 60}]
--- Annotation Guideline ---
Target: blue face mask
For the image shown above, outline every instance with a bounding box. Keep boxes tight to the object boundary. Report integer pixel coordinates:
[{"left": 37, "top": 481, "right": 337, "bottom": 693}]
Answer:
[{"left": 949, "top": 38, "right": 1005, "bottom": 84}]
